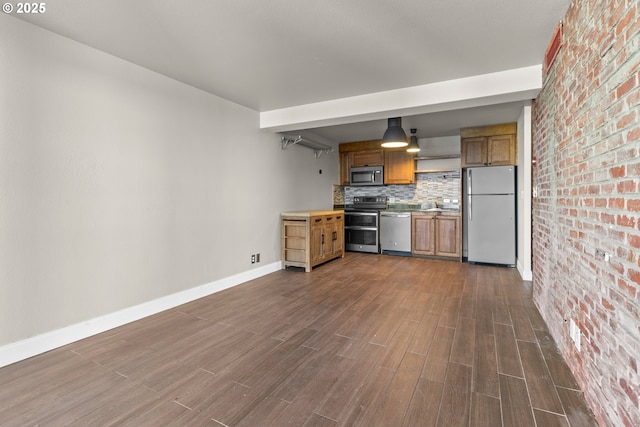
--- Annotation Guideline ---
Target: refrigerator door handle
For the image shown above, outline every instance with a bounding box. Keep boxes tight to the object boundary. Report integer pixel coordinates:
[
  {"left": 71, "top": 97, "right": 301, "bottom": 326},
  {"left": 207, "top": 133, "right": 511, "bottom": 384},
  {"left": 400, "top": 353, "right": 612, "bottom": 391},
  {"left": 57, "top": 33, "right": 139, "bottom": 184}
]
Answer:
[{"left": 468, "top": 169, "right": 472, "bottom": 221}]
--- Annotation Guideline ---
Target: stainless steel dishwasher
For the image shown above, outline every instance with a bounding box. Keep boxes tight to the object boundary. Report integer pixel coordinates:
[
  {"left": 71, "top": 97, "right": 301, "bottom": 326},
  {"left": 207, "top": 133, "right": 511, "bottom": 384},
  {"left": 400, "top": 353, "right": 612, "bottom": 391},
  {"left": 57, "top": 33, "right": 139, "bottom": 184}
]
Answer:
[{"left": 380, "top": 211, "right": 412, "bottom": 255}]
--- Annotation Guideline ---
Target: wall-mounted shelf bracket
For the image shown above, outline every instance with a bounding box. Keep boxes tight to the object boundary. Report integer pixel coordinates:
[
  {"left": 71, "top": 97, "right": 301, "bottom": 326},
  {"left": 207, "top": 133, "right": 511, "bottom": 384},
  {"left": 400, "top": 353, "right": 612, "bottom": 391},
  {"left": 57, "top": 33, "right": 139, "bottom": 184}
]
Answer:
[{"left": 281, "top": 135, "right": 334, "bottom": 158}]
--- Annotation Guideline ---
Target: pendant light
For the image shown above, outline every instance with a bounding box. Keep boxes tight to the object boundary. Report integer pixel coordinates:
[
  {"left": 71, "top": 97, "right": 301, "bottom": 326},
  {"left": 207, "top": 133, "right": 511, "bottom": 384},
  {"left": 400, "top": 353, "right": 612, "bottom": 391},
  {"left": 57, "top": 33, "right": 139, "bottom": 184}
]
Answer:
[
  {"left": 406, "top": 128, "right": 420, "bottom": 153},
  {"left": 381, "top": 117, "right": 408, "bottom": 148}
]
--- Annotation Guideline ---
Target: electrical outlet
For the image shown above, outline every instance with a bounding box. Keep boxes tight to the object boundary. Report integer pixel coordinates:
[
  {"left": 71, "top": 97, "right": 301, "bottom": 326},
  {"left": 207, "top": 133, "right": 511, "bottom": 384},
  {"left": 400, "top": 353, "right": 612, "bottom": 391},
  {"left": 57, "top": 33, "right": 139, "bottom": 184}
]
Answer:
[
  {"left": 256, "top": 253, "right": 260, "bottom": 263},
  {"left": 570, "top": 318, "right": 581, "bottom": 352},
  {"left": 595, "top": 249, "right": 610, "bottom": 262},
  {"left": 251, "top": 254, "right": 255, "bottom": 264}
]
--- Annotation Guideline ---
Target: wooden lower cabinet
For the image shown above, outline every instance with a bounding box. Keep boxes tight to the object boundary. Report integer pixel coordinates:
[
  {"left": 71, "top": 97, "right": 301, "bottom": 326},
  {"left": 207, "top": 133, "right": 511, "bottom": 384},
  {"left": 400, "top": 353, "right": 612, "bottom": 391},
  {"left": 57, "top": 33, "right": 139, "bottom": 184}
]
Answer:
[
  {"left": 282, "top": 210, "right": 344, "bottom": 272},
  {"left": 412, "top": 215, "right": 436, "bottom": 255},
  {"left": 412, "top": 212, "right": 461, "bottom": 260},
  {"left": 434, "top": 215, "right": 461, "bottom": 258}
]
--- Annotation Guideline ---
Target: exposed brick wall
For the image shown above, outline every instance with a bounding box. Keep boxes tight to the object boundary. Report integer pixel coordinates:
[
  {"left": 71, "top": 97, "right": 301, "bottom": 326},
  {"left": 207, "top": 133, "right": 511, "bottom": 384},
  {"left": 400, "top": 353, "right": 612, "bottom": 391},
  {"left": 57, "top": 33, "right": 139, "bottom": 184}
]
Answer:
[{"left": 532, "top": 0, "right": 640, "bottom": 425}]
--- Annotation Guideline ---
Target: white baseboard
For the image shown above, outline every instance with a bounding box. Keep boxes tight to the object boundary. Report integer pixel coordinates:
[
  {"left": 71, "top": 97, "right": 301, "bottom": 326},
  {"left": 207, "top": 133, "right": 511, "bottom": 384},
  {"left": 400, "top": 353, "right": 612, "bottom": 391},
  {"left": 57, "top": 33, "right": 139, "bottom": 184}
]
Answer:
[
  {"left": 0, "top": 262, "right": 281, "bottom": 368},
  {"left": 517, "top": 259, "right": 533, "bottom": 281}
]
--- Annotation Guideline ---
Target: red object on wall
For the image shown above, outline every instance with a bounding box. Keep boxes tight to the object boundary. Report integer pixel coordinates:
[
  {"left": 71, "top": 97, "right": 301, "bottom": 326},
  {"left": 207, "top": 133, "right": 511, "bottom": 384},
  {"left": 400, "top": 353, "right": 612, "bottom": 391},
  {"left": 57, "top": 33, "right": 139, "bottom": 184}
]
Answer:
[{"left": 544, "top": 21, "right": 563, "bottom": 74}]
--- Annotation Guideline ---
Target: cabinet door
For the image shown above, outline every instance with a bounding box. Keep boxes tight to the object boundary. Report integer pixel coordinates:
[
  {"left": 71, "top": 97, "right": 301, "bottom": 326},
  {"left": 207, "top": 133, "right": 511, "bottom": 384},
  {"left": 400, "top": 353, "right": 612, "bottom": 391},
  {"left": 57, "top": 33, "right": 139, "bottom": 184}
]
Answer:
[
  {"left": 461, "top": 137, "right": 487, "bottom": 167},
  {"left": 487, "top": 134, "right": 516, "bottom": 165},
  {"left": 412, "top": 215, "right": 435, "bottom": 255},
  {"left": 310, "top": 217, "right": 325, "bottom": 266},
  {"left": 332, "top": 215, "right": 344, "bottom": 255},
  {"left": 350, "top": 149, "right": 384, "bottom": 167},
  {"left": 435, "top": 216, "right": 461, "bottom": 258},
  {"left": 339, "top": 152, "right": 351, "bottom": 185},
  {"left": 384, "top": 149, "right": 415, "bottom": 184},
  {"left": 322, "top": 215, "right": 336, "bottom": 258}
]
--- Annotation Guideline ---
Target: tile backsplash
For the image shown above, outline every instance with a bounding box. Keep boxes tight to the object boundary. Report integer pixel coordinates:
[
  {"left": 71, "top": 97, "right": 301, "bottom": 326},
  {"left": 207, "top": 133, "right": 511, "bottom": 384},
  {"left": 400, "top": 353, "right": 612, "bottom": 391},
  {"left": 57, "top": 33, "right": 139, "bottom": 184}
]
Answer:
[{"left": 334, "top": 172, "right": 461, "bottom": 206}]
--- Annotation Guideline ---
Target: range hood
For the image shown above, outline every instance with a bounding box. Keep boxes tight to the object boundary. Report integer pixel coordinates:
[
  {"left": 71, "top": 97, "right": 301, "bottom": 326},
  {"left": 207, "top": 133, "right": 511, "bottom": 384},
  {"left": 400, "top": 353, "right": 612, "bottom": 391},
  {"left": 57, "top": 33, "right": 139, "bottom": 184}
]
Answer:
[{"left": 414, "top": 136, "right": 461, "bottom": 173}]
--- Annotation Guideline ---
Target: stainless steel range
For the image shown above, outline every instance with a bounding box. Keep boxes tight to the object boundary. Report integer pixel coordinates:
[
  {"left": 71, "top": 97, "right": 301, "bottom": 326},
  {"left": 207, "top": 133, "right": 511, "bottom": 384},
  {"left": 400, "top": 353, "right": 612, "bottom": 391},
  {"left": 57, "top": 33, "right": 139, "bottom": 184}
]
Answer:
[{"left": 344, "top": 196, "right": 387, "bottom": 253}]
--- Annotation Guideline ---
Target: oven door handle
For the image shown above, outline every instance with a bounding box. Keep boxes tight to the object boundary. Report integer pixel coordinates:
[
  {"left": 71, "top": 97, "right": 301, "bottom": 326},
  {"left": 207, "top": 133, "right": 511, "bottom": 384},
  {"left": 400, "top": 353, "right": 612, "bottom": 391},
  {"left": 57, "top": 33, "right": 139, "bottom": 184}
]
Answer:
[{"left": 346, "top": 212, "right": 379, "bottom": 216}]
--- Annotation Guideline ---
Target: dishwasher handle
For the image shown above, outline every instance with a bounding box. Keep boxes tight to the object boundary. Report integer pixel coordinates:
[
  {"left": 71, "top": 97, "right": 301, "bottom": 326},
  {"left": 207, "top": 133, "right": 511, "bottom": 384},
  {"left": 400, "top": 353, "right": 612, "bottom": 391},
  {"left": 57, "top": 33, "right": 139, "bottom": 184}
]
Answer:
[{"left": 380, "top": 212, "right": 411, "bottom": 218}]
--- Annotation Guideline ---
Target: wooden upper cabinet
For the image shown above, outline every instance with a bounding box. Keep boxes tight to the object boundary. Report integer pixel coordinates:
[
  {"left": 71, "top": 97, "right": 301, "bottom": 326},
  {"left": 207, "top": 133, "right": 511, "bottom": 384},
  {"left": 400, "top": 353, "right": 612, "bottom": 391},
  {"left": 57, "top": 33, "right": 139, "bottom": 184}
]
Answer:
[
  {"left": 339, "top": 140, "right": 414, "bottom": 185},
  {"left": 339, "top": 152, "right": 351, "bottom": 185},
  {"left": 384, "top": 149, "right": 415, "bottom": 184},
  {"left": 487, "top": 134, "right": 516, "bottom": 166},
  {"left": 460, "top": 137, "right": 487, "bottom": 167},
  {"left": 460, "top": 123, "right": 517, "bottom": 167},
  {"left": 350, "top": 149, "right": 384, "bottom": 167}
]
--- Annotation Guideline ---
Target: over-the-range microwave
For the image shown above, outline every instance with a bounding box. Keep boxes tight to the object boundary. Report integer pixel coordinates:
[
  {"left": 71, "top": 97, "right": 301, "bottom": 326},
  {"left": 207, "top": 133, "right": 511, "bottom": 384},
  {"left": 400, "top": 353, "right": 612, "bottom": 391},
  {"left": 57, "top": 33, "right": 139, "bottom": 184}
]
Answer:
[{"left": 350, "top": 166, "right": 383, "bottom": 186}]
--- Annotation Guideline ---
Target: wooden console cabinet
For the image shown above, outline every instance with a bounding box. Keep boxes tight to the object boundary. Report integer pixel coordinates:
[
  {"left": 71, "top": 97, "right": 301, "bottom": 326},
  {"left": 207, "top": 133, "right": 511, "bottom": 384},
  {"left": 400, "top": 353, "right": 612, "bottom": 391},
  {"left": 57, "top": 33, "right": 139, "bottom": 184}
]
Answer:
[{"left": 281, "top": 210, "right": 344, "bottom": 272}]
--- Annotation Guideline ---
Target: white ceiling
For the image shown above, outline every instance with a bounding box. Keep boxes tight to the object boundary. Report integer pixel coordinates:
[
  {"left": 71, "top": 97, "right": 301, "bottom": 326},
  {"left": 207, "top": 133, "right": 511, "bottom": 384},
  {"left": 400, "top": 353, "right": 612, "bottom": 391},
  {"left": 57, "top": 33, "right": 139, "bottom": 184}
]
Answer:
[{"left": 14, "top": 0, "right": 570, "bottom": 142}]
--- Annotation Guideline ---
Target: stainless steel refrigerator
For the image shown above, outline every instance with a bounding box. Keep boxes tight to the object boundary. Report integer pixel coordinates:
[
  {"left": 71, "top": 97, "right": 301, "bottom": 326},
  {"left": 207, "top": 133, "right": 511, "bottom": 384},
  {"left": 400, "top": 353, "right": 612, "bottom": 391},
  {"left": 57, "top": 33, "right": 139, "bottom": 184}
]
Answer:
[{"left": 465, "top": 166, "right": 516, "bottom": 266}]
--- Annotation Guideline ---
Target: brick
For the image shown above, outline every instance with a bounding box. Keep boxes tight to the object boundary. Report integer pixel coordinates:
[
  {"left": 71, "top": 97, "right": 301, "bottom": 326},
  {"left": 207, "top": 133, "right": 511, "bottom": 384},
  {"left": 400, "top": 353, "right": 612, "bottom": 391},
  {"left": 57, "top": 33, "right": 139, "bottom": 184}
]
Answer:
[
  {"left": 627, "top": 127, "right": 640, "bottom": 142},
  {"left": 609, "top": 198, "right": 625, "bottom": 209},
  {"left": 617, "top": 215, "right": 637, "bottom": 228},
  {"left": 628, "top": 162, "right": 640, "bottom": 176},
  {"left": 616, "top": 74, "right": 636, "bottom": 98},
  {"left": 620, "top": 378, "right": 639, "bottom": 406},
  {"left": 628, "top": 270, "right": 640, "bottom": 289},
  {"left": 616, "top": 111, "right": 637, "bottom": 130},
  {"left": 628, "top": 200, "right": 640, "bottom": 212},
  {"left": 630, "top": 234, "right": 640, "bottom": 249},
  {"left": 601, "top": 213, "right": 616, "bottom": 224},
  {"left": 611, "top": 260, "right": 625, "bottom": 275},
  {"left": 617, "top": 148, "right": 639, "bottom": 163},
  {"left": 610, "top": 165, "right": 626, "bottom": 178},
  {"left": 617, "top": 180, "right": 637, "bottom": 193},
  {"left": 602, "top": 298, "right": 615, "bottom": 311}
]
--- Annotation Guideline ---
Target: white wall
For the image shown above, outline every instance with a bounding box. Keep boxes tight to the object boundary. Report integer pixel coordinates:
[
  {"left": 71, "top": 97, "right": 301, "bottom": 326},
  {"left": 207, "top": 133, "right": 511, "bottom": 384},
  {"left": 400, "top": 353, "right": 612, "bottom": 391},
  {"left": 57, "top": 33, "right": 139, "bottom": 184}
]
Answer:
[
  {"left": 0, "top": 15, "right": 337, "bottom": 361},
  {"left": 517, "top": 104, "right": 533, "bottom": 280}
]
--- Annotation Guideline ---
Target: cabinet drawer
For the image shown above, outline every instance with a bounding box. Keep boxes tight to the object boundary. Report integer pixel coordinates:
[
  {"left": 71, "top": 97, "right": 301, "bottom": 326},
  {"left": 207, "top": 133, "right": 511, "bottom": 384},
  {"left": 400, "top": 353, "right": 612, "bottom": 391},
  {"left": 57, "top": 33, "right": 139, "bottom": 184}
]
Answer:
[{"left": 283, "top": 220, "right": 306, "bottom": 238}]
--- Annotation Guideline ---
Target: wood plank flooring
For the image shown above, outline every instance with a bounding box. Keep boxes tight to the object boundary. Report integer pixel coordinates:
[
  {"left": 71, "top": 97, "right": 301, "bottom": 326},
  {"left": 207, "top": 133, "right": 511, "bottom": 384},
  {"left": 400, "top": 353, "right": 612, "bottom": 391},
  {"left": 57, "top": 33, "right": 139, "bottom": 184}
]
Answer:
[{"left": 0, "top": 253, "right": 599, "bottom": 426}]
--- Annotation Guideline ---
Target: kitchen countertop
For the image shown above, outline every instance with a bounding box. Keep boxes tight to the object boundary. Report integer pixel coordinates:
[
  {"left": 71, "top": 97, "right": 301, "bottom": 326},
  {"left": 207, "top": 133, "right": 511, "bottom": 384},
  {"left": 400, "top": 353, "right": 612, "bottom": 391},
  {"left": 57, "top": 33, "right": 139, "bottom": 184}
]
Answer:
[
  {"left": 338, "top": 202, "right": 459, "bottom": 211},
  {"left": 411, "top": 209, "right": 461, "bottom": 215},
  {"left": 281, "top": 209, "right": 344, "bottom": 218},
  {"left": 338, "top": 204, "right": 460, "bottom": 214}
]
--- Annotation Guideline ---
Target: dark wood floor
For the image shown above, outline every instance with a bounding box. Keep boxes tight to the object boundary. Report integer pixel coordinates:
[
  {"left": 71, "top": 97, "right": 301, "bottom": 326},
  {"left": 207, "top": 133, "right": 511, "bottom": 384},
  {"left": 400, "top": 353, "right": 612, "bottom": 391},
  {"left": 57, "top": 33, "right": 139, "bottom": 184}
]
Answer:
[{"left": 0, "top": 253, "right": 599, "bottom": 426}]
